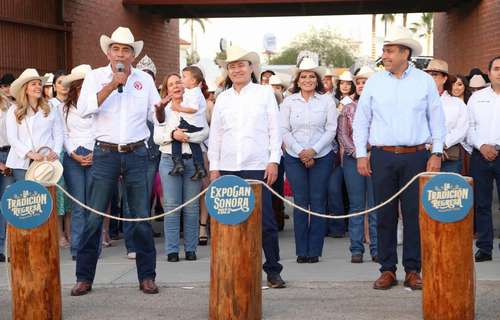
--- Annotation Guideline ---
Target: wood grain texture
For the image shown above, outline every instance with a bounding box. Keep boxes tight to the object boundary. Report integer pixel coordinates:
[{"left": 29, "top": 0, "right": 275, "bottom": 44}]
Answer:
[
  {"left": 7, "top": 186, "right": 62, "bottom": 320},
  {"left": 419, "top": 174, "right": 475, "bottom": 320},
  {"left": 209, "top": 183, "right": 262, "bottom": 320}
]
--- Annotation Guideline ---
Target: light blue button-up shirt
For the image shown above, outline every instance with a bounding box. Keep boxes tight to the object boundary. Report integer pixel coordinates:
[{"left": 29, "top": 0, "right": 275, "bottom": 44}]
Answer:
[{"left": 352, "top": 64, "right": 446, "bottom": 158}]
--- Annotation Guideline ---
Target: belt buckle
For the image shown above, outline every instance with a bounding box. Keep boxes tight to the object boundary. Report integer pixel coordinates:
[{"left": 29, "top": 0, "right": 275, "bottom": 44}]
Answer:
[
  {"left": 394, "top": 147, "right": 400, "bottom": 154},
  {"left": 117, "top": 144, "right": 127, "bottom": 153}
]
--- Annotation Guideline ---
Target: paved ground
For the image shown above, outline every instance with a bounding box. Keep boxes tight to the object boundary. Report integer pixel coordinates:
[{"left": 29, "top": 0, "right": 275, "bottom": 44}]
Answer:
[{"left": 1, "top": 196, "right": 500, "bottom": 319}]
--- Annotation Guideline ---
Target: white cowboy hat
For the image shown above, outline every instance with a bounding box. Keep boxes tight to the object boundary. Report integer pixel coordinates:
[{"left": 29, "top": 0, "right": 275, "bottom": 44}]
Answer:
[
  {"left": 424, "top": 59, "right": 449, "bottom": 75},
  {"left": 62, "top": 64, "right": 92, "bottom": 87},
  {"left": 25, "top": 160, "right": 64, "bottom": 186},
  {"left": 43, "top": 73, "right": 54, "bottom": 86},
  {"left": 9, "top": 68, "right": 46, "bottom": 99},
  {"left": 216, "top": 44, "right": 261, "bottom": 78},
  {"left": 136, "top": 55, "right": 157, "bottom": 76},
  {"left": 469, "top": 74, "right": 487, "bottom": 88},
  {"left": 293, "top": 57, "right": 326, "bottom": 78},
  {"left": 384, "top": 26, "right": 423, "bottom": 57},
  {"left": 269, "top": 74, "right": 290, "bottom": 89},
  {"left": 338, "top": 70, "right": 354, "bottom": 82},
  {"left": 354, "top": 66, "right": 375, "bottom": 80},
  {"left": 323, "top": 68, "right": 335, "bottom": 78},
  {"left": 100, "top": 26, "right": 144, "bottom": 58}
]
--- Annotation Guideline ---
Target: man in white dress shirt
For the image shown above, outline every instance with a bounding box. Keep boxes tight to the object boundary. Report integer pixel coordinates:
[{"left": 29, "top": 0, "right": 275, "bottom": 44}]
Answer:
[
  {"left": 208, "top": 45, "right": 285, "bottom": 288},
  {"left": 467, "top": 56, "right": 500, "bottom": 262},
  {"left": 71, "top": 27, "right": 161, "bottom": 296}
]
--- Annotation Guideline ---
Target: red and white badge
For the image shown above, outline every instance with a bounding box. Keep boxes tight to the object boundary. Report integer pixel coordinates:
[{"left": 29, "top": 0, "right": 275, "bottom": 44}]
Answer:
[{"left": 134, "top": 81, "right": 143, "bottom": 90}]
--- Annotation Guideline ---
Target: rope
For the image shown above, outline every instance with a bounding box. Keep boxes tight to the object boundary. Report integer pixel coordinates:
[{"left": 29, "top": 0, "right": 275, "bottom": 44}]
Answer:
[{"left": 50, "top": 171, "right": 463, "bottom": 222}]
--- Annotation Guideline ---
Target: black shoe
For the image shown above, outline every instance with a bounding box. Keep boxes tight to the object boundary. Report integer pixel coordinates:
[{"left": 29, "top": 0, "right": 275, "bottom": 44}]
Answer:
[
  {"left": 169, "top": 158, "right": 185, "bottom": 176},
  {"left": 328, "top": 233, "right": 345, "bottom": 238},
  {"left": 72, "top": 256, "right": 77, "bottom": 261},
  {"left": 371, "top": 256, "right": 379, "bottom": 263},
  {"left": 296, "top": 256, "right": 308, "bottom": 263},
  {"left": 351, "top": 254, "right": 363, "bottom": 263},
  {"left": 308, "top": 256, "right": 319, "bottom": 263},
  {"left": 185, "top": 251, "right": 197, "bottom": 261},
  {"left": 0, "top": 253, "right": 5, "bottom": 263},
  {"left": 110, "top": 234, "right": 121, "bottom": 241},
  {"left": 267, "top": 274, "right": 286, "bottom": 289},
  {"left": 152, "top": 231, "right": 162, "bottom": 238},
  {"left": 190, "top": 164, "right": 207, "bottom": 181},
  {"left": 167, "top": 253, "right": 179, "bottom": 262},
  {"left": 475, "top": 251, "right": 492, "bottom": 262}
]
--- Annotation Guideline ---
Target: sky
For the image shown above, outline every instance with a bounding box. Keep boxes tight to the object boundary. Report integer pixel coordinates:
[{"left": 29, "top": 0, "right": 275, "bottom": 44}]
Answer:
[{"left": 179, "top": 13, "right": 429, "bottom": 63}]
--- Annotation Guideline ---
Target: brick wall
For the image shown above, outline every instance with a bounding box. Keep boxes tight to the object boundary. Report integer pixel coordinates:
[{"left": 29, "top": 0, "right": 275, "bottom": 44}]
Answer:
[
  {"left": 434, "top": 0, "right": 500, "bottom": 75},
  {"left": 64, "top": 0, "right": 179, "bottom": 84}
]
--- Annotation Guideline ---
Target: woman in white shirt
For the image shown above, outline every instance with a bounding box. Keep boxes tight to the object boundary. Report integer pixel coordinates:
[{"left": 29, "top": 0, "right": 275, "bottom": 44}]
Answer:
[
  {"left": 59, "top": 64, "right": 94, "bottom": 259},
  {"left": 6, "top": 68, "right": 63, "bottom": 181},
  {"left": 280, "top": 58, "right": 337, "bottom": 263},
  {"left": 424, "top": 59, "right": 468, "bottom": 173},
  {"left": 154, "top": 73, "right": 209, "bottom": 262},
  {"left": 0, "top": 92, "right": 13, "bottom": 262}
]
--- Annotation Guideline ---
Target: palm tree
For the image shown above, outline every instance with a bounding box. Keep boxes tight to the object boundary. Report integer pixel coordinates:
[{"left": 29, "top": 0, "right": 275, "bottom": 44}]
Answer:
[
  {"left": 371, "top": 14, "right": 377, "bottom": 59},
  {"left": 380, "top": 14, "right": 395, "bottom": 36},
  {"left": 183, "top": 18, "right": 209, "bottom": 58},
  {"left": 410, "top": 13, "right": 434, "bottom": 55}
]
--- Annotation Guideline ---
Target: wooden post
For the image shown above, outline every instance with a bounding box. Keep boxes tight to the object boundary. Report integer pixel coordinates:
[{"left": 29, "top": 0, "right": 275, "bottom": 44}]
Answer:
[
  {"left": 209, "top": 182, "right": 262, "bottom": 320},
  {"left": 7, "top": 185, "right": 62, "bottom": 320},
  {"left": 419, "top": 174, "right": 475, "bottom": 320}
]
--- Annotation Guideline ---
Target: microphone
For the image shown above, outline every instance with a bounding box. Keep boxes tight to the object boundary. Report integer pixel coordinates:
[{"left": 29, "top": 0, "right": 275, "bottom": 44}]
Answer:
[{"left": 116, "top": 62, "right": 124, "bottom": 93}]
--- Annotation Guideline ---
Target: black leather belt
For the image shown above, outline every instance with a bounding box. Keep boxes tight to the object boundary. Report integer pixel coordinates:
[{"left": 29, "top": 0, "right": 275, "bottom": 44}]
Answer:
[
  {"left": 96, "top": 140, "right": 145, "bottom": 153},
  {"left": 0, "top": 146, "right": 10, "bottom": 152},
  {"left": 181, "top": 154, "right": 192, "bottom": 159}
]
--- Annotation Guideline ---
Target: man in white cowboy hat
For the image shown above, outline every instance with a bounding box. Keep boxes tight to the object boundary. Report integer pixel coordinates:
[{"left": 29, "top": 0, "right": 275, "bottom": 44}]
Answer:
[
  {"left": 469, "top": 74, "right": 488, "bottom": 92},
  {"left": 467, "top": 56, "right": 500, "bottom": 262},
  {"left": 72, "top": 26, "right": 162, "bottom": 296},
  {"left": 353, "top": 26, "right": 446, "bottom": 290},
  {"left": 209, "top": 44, "right": 285, "bottom": 288},
  {"left": 322, "top": 68, "right": 337, "bottom": 100}
]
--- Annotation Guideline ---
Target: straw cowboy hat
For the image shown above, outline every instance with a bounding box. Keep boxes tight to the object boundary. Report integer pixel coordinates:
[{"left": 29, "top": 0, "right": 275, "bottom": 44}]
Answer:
[
  {"left": 100, "top": 26, "right": 144, "bottom": 58},
  {"left": 25, "top": 160, "right": 64, "bottom": 186},
  {"left": 338, "top": 70, "right": 354, "bottom": 82},
  {"left": 424, "top": 59, "right": 449, "bottom": 75},
  {"left": 354, "top": 66, "right": 375, "bottom": 80},
  {"left": 469, "top": 74, "right": 487, "bottom": 88},
  {"left": 216, "top": 44, "right": 261, "bottom": 77},
  {"left": 136, "top": 55, "right": 157, "bottom": 76},
  {"left": 9, "top": 68, "right": 46, "bottom": 98},
  {"left": 384, "top": 26, "right": 423, "bottom": 57},
  {"left": 43, "top": 73, "right": 54, "bottom": 86},
  {"left": 294, "top": 57, "right": 326, "bottom": 78},
  {"left": 62, "top": 64, "right": 92, "bottom": 87}
]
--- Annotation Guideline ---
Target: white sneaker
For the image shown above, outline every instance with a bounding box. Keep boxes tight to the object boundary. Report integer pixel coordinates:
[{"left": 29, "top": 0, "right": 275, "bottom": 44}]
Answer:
[{"left": 127, "top": 252, "right": 136, "bottom": 259}]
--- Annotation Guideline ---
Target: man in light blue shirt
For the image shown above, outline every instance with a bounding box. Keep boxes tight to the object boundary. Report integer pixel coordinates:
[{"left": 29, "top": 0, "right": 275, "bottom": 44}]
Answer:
[{"left": 353, "top": 27, "right": 446, "bottom": 291}]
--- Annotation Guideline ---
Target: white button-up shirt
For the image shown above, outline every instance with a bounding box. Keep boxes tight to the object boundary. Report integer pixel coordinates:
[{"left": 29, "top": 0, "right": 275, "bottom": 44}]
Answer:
[
  {"left": 6, "top": 104, "right": 64, "bottom": 169},
  {"left": 208, "top": 82, "right": 282, "bottom": 171},
  {"left": 154, "top": 101, "right": 209, "bottom": 154},
  {"left": 467, "top": 86, "right": 500, "bottom": 150},
  {"left": 280, "top": 92, "right": 337, "bottom": 158},
  {"left": 77, "top": 65, "right": 161, "bottom": 144},
  {"left": 57, "top": 103, "right": 96, "bottom": 154},
  {"left": 441, "top": 91, "right": 468, "bottom": 148}
]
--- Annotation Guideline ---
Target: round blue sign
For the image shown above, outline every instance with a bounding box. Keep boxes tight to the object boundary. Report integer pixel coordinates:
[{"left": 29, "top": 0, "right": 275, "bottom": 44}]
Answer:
[
  {"left": 421, "top": 174, "right": 473, "bottom": 223},
  {"left": 205, "top": 175, "right": 255, "bottom": 225},
  {"left": 0, "top": 180, "right": 53, "bottom": 229}
]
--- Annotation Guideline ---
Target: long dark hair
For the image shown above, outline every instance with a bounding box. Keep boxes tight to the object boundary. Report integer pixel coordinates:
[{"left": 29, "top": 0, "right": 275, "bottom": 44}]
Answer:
[
  {"left": 52, "top": 70, "right": 66, "bottom": 97},
  {"left": 63, "top": 79, "right": 83, "bottom": 123},
  {"left": 291, "top": 70, "right": 325, "bottom": 94},
  {"left": 335, "top": 79, "right": 355, "bottom": 100},
  {"left": 452, "top": 74, "right": 472, "bottom": 104}
]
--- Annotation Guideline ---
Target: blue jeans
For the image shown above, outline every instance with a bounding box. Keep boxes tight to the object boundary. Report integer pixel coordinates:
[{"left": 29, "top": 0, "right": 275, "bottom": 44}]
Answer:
[
  {"left": 0, "top": 150, "right": 15, "bottom": 255},
  {"left": 63, "top": 147, "right": 92, "bottom": 257},
  {"left": 76, "top": 144, "right": 156, "bottom": 283},
  {"left": 220, "top": 170, "right": 283, "bottom": 276},
  {"left": 441, "top": 159, "right": 462, "bottom": 174},
  {"left": 327, "top": 164, "right": 347, "bottom": 236},
  {"left": 343, "top": 155, "right": 377, "bottom": 257},
  {"left": 284, "top": 151, "right": 333, "bottom": 257},
  {"left": 470, "top": 150, "right": 500, "bottom": 255},
  {"left": 159, "top": 154, "right": 200, "bottom": 254}
]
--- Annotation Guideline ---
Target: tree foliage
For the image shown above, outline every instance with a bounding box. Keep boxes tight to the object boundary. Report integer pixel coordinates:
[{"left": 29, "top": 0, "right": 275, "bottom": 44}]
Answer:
[{"left": 269, "top": 28, "right": 355, "bottom": 67}]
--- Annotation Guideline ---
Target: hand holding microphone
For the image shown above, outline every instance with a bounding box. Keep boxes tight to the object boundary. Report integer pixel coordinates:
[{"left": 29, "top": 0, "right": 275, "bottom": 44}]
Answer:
[{"left": 114, "top": 62, "right": 126, "bottom": 93}]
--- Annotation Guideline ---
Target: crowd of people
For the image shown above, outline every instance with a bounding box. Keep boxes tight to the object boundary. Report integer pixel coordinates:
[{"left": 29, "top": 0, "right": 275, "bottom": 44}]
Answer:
[{"left": 0, "top": 25, "right": 499, "bottom": 295}]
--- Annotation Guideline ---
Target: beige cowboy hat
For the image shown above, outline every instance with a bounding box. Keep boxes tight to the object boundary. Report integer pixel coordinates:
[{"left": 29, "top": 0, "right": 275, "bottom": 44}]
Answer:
[
  {"left": 9, "top": 68, "right": 47, "bottom": 99},
  {"left": 216, "top": 44, "right": 261, "bottom": 77},
  {"left": 384, "top": 26, "right": 423, "bottom": 57},
  {"left": 293, "top": 57, "right": 326, "bottom": 78},
  {"left": 469, "top": 74, "right": 487, "bottom": 88},
  {"left": 62, "top": 64, "right": 92, "bottom": 87},
  {"left": 43, "top": 73, "right": 54, "bottom": 86},
  {"left": 25, "top": 160, "right": 64, "bottom": 186},
  {"left": 323, "top": 68, "right": 335, "bottom": 78},
  {"left": 424, "top": 59, "right": 449, "bottom": 75},
  {"left": 338, "top": 70, "right": 354, "bottom": 82},
  {"left": 136, "top": 55, "right": 157, "bottom": 76},
  {"left": 354, "top": 66, "right": 375, "bottom": 80},
  {"left": 269, "top": 74, "right": 290, "bottom": 89},
  {"left": 100, "top": 26, "right": 144, "bottom": 58}
]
